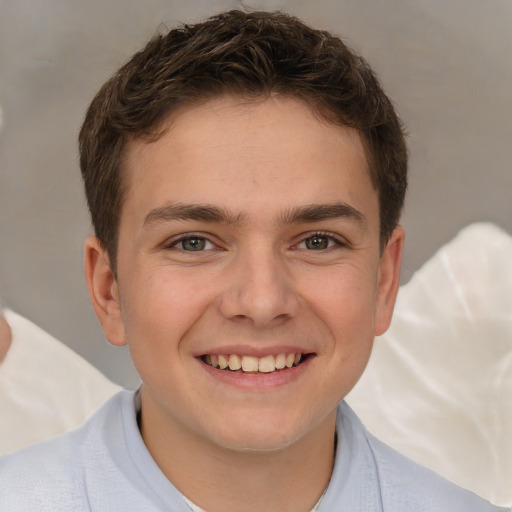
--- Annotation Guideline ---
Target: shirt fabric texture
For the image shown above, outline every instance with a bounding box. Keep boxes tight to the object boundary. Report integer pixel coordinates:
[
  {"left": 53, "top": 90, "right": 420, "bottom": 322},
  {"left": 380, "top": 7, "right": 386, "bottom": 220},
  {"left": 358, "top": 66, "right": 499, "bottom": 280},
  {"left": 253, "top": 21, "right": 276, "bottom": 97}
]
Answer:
[
  {"left": 0, "top": 309, "right": 120, "bottom": 456},
  {"left": 0, "top": 390, "right": 507, "bottom": 511}
]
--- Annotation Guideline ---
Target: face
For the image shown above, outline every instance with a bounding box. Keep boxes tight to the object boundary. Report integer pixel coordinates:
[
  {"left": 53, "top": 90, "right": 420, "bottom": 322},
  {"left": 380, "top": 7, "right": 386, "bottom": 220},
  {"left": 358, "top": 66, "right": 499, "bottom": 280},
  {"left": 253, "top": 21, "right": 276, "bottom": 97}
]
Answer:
[{"left": 86, "top": 96, "right": 403, "bottom": 453}]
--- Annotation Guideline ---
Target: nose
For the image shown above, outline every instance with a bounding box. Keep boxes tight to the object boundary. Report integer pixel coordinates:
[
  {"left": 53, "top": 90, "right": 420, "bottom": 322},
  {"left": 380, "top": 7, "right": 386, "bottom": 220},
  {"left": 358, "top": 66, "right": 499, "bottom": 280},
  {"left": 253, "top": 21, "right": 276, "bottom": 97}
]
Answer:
[{"left": 218, "top": 247, "right": 300, "bottom": 328}]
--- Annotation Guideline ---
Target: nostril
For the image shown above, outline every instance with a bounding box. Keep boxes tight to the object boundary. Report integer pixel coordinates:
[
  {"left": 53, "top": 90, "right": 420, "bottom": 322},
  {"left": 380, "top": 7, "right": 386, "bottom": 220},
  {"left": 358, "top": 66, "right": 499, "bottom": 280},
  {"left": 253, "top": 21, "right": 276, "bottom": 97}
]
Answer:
[{"left": 228, "top": 314, "right": 253, "bottom": 325}]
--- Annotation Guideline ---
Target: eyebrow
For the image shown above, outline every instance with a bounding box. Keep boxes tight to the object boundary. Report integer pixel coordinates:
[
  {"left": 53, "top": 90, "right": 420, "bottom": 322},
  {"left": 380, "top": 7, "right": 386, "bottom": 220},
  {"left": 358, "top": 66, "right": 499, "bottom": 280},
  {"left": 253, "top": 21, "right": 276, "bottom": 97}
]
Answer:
[
  {"left": 278, "top": 203, "right": 367, "bottom": 227},
  {"left": 143, "top": 203, "right": 245, "bottom": 227},
  {"left": 143, "top": 201, "right": 366, "bottom": 229}
]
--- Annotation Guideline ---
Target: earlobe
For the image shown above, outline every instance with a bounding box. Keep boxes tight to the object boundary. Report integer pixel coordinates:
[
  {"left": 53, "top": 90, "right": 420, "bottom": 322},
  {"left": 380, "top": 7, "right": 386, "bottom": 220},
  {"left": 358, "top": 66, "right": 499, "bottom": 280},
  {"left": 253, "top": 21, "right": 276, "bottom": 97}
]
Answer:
[
  {"left": 374, "top": 226, "right": 405, "bottom": 336},
  {"left": 84, "top": 236, "right": 127, "bottom": 347}
]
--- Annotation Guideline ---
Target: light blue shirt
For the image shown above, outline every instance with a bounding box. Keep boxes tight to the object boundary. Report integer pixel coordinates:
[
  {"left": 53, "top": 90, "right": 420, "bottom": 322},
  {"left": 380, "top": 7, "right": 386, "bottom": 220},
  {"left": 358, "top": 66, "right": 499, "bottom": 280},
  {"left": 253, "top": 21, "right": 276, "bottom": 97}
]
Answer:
[{"left": 0, "top": 390, "right": 507, "bottom": 511}]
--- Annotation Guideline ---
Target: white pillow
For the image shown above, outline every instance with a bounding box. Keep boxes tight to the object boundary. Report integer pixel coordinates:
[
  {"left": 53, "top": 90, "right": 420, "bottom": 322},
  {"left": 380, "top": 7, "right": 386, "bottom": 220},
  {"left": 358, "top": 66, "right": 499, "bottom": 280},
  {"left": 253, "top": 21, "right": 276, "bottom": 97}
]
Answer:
[{"left": 347, "top": 223, "right": 512, "bottom": 507}]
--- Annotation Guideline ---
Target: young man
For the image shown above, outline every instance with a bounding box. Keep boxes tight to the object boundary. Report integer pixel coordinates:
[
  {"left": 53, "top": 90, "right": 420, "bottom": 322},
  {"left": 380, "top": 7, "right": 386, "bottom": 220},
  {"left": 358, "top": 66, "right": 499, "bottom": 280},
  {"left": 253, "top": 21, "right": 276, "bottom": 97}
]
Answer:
[{"left": 0, "top": 10, "right": 507, "bottom": 511}]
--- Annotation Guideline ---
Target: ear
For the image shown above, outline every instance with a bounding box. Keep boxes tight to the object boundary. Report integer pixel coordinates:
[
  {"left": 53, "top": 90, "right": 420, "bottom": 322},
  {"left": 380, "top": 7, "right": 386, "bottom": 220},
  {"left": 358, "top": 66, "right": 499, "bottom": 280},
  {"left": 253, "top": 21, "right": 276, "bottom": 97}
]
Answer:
[
  {"left": 374, "top": 226, "right": 405, "bottom": 336},
  {"left": 84, "top": 236, "right": 126, "bottom": 347}
]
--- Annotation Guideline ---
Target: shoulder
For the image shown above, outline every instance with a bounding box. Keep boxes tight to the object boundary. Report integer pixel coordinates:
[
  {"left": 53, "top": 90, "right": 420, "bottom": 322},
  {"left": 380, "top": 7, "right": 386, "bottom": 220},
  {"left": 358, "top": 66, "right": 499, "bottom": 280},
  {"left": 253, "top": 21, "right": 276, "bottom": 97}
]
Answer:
[
  {"left": 339, "top": 402, "right": 509, "bottom": 511},
  {"left": 0, "top": 422, "right": 89, "bottom": 510},
  {"left": 0, "top": 390, "right": 130, "bottom": 511},
  {"left": 364, "top": 419, "right": 509, "bottom": 511}
]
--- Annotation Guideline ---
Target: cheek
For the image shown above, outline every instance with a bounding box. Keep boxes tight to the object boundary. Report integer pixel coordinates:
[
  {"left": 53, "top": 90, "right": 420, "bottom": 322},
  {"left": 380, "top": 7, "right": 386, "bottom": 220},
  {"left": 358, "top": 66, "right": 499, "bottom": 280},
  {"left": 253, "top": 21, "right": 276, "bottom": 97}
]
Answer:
[
  {"left": 120, "top": 271, "right": 214, "bottom": 352},
  {"left": 304, "top": 267, "right": 378, "bottom": 387},
  {"left": 317, "top": 273, "right": 378, "bottom": 385},
  {"left": 305, "top": 266, "right": 379, "bottom": 334}
]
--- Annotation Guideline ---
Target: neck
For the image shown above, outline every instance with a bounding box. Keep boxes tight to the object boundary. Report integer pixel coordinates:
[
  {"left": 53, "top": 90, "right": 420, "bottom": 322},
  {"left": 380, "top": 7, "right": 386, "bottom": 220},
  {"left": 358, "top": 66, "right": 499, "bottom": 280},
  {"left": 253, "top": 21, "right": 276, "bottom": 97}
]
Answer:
[
  {"left": 140, "top": 392, "right": 336, "bottom": 512},
  {"left": 0, "top": 314, "right": 12, "bottom": 363}
]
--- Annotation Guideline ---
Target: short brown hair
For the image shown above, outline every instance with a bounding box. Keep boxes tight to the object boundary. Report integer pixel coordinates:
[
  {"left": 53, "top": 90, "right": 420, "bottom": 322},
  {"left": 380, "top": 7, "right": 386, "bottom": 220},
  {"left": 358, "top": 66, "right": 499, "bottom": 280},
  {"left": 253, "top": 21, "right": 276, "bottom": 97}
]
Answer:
[{"left": 79, "top": 10, "right": 407, "bottom": 275}]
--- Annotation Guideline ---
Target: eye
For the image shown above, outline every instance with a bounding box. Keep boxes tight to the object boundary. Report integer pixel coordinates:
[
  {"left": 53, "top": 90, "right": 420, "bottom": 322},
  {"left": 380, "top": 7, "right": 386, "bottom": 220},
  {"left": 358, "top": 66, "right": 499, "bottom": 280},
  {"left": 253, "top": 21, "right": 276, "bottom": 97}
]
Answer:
[
  {"left": 296, "top": 233, "right": 343, "bottom": 250},
  {"left": 170, "top": 235, "right": 215, "bottom": 251}
]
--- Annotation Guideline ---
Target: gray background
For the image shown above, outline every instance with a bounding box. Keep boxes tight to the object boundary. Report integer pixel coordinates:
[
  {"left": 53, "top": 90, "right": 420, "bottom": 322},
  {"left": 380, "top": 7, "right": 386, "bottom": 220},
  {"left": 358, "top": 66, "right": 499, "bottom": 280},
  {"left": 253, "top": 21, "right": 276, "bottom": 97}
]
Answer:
[{"left": 1, "top": 0, "right": 511, "bottom": 388}]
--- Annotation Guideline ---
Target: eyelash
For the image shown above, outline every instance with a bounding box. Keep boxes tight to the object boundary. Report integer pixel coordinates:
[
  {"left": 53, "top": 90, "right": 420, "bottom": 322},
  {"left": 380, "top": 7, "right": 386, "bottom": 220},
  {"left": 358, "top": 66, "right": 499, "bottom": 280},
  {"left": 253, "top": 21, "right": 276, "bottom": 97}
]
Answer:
[
  {"left": 295, "top": 231, "right": 347, "bottom": 251},
  {"left": 165, "top": 233, "right": 217, "bottom": 252}
]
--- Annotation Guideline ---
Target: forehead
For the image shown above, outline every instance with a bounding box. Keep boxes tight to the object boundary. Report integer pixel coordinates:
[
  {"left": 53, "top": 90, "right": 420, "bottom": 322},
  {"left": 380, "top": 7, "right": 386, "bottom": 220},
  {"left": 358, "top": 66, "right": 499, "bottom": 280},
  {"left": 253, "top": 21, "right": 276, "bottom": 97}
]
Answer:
[{"left": 121, "top": 96, "right": 377, "bottom": 225}]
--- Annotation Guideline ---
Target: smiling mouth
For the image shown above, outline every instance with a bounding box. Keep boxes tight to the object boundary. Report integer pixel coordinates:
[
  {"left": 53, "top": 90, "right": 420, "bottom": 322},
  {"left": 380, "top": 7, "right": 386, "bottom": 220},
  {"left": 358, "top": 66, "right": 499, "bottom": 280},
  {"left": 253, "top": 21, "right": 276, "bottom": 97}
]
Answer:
[{"left": 201, "top": 353, "right": 310, "bottom": 374}]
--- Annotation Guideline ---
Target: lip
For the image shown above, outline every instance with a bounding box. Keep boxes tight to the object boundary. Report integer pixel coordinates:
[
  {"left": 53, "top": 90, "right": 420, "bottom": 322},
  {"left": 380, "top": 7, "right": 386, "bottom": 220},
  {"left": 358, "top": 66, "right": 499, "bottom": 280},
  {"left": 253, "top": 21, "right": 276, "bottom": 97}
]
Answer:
[{"left": 197, "top": 353, "right": 314, "bottom": 391}]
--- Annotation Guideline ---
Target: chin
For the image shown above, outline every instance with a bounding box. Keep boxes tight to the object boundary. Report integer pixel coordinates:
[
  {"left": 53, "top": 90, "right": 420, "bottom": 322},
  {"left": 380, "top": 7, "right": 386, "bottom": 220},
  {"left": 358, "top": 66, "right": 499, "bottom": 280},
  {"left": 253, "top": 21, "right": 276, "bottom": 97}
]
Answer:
[
  {"left": 214, "top": 431, "right": 300, "bottom": 454},
  {"left": 203, "top": 412, "right": 315, "bottom": 454}
]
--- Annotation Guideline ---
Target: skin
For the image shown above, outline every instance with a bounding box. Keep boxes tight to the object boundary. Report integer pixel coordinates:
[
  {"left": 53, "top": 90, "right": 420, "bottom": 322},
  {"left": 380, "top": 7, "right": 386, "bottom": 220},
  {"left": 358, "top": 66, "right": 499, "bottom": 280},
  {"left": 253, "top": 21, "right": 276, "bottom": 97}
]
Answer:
[
  {"left": 86, "top": 96, "right": 404, "bottom": 512},
  {"left": 0, "top": 314, "right": 12, "bottom": 363}
]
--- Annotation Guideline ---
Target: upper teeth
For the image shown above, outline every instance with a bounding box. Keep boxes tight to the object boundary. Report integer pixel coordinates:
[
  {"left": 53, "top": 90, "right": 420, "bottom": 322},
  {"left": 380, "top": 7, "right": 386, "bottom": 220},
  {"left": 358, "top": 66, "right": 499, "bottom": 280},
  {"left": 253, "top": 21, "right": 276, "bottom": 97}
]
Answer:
[{"left": 204, "top": 353, "right": 303, "bottom": 373}]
